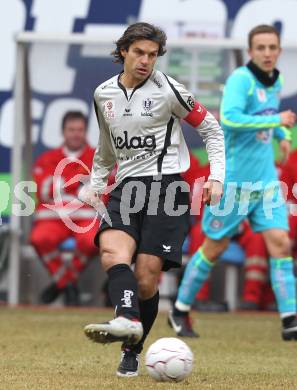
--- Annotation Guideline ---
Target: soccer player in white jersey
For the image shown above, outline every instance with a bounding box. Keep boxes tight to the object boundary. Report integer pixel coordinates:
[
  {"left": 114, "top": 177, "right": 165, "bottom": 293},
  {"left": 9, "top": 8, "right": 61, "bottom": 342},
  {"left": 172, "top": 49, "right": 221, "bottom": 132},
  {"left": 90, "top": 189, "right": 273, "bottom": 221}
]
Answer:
[{"left": 83, "top": 22, "right": 225, "bottom": 377}]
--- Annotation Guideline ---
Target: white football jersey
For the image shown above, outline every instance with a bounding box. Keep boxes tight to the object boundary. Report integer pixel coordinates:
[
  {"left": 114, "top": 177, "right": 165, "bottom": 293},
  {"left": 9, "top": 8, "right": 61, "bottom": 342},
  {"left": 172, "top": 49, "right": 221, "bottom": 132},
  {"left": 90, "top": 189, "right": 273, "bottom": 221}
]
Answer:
[{"left": 91, "top": 69, "right": 225, "bottom": 193}]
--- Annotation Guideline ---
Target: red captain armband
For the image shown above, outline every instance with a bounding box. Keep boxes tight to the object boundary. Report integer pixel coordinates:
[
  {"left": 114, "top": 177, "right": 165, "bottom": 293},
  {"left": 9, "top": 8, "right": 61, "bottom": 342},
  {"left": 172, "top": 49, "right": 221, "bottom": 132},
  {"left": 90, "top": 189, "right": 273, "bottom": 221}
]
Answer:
[{"left": 184, "top": 101, "right": 207, "bottom": 127}]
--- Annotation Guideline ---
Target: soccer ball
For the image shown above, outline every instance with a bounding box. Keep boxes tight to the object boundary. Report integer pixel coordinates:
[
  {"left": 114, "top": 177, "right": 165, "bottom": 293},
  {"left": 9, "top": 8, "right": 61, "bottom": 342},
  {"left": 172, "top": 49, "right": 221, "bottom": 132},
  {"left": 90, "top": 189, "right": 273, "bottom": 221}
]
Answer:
[{"left": 145, "top": 337, "right": 194, "bottom": 382}]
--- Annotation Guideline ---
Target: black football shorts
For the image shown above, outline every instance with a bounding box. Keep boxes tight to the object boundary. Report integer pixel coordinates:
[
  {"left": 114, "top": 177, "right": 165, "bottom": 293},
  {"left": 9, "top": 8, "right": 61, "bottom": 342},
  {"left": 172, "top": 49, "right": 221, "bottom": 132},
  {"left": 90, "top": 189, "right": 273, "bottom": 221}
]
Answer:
[{"left": 95, "top": 174, "right": 190, "bottom": 271}]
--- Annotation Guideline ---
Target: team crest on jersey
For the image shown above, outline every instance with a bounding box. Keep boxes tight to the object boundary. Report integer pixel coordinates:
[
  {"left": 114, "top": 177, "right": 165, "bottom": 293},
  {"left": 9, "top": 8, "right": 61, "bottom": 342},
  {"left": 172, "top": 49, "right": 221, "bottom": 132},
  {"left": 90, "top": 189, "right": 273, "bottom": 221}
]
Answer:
[
  {"left": 256, "top": 128, "right": 273, "bottom": 144},
  {"left": 104, "top": 100, "right": 115, "bottom": 119},
  {"left": 141, "top": 98, "right": 154, "bottom": 117},
  {"left": 210, "top": 219, "right": 223, "bottom": 230},
  {"left": 256, "top": 88, "right": 267, "bottom": 102}
]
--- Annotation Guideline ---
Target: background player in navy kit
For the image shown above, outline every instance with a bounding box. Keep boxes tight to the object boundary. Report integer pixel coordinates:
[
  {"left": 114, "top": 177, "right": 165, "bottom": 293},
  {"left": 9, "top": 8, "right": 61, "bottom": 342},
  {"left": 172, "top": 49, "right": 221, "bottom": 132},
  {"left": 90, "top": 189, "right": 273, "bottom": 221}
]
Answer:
[{"left": 83, "top": 22, "right": 225, "bottom": 377}]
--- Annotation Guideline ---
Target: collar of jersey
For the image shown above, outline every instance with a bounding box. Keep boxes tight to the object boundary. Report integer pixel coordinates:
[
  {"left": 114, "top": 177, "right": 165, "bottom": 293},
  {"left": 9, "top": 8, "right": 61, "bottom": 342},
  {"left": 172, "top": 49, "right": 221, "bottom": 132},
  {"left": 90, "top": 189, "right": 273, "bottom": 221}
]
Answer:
[
  {"left": 246, "top": 60, "right": 280, "bottom": 87},
  {"left": 117, "top": 70, "right": 152, "bottom": 101}
]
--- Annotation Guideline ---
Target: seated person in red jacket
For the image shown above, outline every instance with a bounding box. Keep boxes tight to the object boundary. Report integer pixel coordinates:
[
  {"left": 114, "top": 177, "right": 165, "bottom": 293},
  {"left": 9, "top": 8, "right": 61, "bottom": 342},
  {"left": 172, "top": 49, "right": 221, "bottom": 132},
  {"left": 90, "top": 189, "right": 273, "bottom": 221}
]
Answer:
[
  {"left": 280, "top": 149, "right": 297, "bottom": 265},
  {"left": 30, "top": 111, "right": 100, "bottom": 305}
]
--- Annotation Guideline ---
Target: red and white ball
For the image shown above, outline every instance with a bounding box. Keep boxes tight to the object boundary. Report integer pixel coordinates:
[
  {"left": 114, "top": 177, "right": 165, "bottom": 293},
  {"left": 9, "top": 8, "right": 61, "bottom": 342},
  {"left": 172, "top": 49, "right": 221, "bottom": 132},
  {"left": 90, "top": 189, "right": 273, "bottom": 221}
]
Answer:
[{"left": 145, "top": 337, "right": 194, "bottom": 382}]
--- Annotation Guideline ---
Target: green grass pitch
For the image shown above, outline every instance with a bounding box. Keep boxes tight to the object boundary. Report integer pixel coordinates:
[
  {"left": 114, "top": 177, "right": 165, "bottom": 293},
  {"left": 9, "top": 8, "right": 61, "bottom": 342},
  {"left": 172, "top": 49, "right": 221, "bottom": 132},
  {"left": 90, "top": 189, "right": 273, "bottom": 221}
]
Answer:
[{"left": 1, "top": 307, "right": 297, "bottom": 389}]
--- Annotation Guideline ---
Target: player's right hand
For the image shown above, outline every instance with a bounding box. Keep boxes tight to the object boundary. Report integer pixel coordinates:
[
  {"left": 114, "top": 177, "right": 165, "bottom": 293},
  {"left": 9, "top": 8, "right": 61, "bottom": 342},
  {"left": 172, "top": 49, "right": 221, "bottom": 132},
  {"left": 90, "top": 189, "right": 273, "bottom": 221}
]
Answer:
[
  {"left": 78, "top": 185, "right": 112, "bottom": 226},
  {"left": 78, "top": 184, "right": 101, "bottom": 209},
  {"left": 280, "top": 110, "right": 296, "bottom": 128},
  {"left": 202, "top": 180, "right": 223, "bottom": 206}
]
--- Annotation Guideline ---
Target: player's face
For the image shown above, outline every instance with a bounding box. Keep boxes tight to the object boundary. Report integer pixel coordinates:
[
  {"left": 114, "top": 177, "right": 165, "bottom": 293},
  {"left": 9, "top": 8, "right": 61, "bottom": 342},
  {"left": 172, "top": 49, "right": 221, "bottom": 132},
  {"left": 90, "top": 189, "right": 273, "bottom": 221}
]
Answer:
[
  {"left": 63, "top": 118, "right": 87, "bottom": 151},
  {"left": 121, "top": 39, "right": 159, "bottom": 87},
  {"left": 248, "top": 33, "right": 281, "bottom": 73}
]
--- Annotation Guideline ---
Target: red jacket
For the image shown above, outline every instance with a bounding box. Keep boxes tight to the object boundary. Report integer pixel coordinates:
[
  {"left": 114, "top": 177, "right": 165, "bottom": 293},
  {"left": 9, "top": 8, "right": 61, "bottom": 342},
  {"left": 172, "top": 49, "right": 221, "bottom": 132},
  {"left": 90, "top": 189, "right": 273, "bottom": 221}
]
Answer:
[
  {"left": 33, "top": 145, "right": 96, "bottom": 220},
  {"left": 280, "top": 150, "right": 297, "bottom": 205},
  {"left": 181, "top": 153, "right": 210, "bottom": 221}
]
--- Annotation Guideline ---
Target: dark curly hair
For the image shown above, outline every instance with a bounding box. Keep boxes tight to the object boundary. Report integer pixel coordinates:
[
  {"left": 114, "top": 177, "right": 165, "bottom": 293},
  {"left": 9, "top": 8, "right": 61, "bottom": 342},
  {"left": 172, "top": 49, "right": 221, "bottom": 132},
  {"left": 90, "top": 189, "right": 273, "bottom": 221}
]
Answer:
[{"left": 112, "top": 22, "right": 167, "bottom": 64}]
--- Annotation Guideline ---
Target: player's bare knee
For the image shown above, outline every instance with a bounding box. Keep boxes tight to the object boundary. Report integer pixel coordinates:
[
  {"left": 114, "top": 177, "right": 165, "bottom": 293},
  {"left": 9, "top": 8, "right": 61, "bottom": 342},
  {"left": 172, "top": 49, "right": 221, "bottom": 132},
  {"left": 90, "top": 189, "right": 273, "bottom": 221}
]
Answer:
[
  {"left": 202, "top": 237, "right": 229, "bottom": 261},
  {"left": 265, "top": 229, "right": 291, "bottom": 258},
  {"left": 136, "top": 268, "right": 159, "bottom": 299},
  {"left": 99, "top": 247, "right": 129, "bottom": 271},
  {"left": 138, "top": 278, "right": 157, "bottom": 300},
  {"left": 100, "top": 249, "right": 115, "bottom": 270},
  {"left": 271, "top": 234, "right": 291, "bottom": 258}
]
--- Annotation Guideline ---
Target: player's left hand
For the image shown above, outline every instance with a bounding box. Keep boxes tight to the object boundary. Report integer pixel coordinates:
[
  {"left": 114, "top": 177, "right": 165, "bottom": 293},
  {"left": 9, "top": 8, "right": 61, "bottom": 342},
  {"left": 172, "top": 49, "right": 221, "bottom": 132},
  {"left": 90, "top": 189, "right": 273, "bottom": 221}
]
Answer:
[
  {"left": 202, "top": 180, "right": 223, "bottom": 205},
  {"left": 279, "top": 139, "right": 291, "bottom": 164}
]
